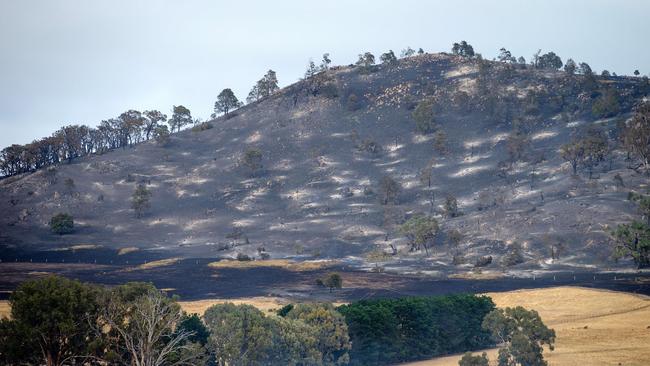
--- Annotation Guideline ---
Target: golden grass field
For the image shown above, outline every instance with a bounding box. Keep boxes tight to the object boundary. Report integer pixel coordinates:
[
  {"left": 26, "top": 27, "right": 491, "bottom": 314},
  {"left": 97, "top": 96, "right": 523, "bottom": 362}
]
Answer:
[
  {"left": 1, "top": 286, "right": 648, "bottom": 365},
  {"left": 402, "top": 287, "right": 650, "bottom": 366},
  {"left": 207, "top": 259, "right": 338, "bottom": 271}
]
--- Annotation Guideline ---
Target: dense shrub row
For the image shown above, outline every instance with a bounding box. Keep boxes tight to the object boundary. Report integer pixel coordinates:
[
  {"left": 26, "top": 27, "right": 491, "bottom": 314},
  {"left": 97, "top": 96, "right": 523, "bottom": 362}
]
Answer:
[{"left": 338, "top": 294, "right": 495, "bottom": 365}]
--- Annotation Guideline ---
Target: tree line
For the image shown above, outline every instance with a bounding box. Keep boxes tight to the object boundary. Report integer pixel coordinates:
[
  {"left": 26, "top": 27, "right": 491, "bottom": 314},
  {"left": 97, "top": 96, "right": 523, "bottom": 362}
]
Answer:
[{"left": 0, "top": 276, "right": 555, "bottom": 366}]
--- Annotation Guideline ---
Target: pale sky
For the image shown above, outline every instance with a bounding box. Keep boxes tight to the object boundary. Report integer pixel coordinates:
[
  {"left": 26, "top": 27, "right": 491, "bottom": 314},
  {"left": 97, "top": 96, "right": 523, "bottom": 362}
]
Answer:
[{"left": 1, "top": 0, "right": 649, "bottom": 148}]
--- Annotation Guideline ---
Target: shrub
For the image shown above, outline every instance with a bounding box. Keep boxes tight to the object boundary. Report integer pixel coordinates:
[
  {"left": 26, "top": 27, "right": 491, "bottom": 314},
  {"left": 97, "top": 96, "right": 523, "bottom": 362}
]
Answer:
[
  {"left": 131, "top": 183, "right": 151, "bottom": 218},
  {"left": 191, "top": 121, "right": 213, "bottom": 132},
  {"left": 347, "top": 94, "right": 362, "bottom": 111},
  {"left": 379, "top": 176, "right": 400, "bottom": 205},
  {"left": 501, "top": 244, "right": 525, "bottom": 266},
  {"left": 153, "top": 125, "right": 170, "bottom": 146},
  {"left": 242, "top": 148, "right": 263, "bottom": 174},
  {"left": 412, "top": 99, "right": 436, "bottom": 134},
  {"left": 475, "top": 255, "right": 493, "bottom": 267},
  {"left": 49, "top": 213, "right": 74, "bottom": 235},
  {"left": 338, "top": 294, "right": 495, "bottom": 365},
  {"left": 592, "top": 88, "right": 621, "bottom": 118},
  {"left": 444, "top": 195, "right": 461, "bottom": 218},
  {"left": 459, "top": 352, "right": 489, "bottom": 366},
  {"left": 323, "top": 273, "right": 343, "bottom": 292},
  {"left": 358, "top": 139, "right": 382, "bottom": 154},
  {"left": 236, "top": 253, "right": 252, "bottom": 261}
]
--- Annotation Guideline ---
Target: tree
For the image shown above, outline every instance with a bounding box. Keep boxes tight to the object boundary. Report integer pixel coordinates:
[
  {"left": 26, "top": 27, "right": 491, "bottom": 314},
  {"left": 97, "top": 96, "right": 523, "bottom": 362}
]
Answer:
[
  {"left": 0, "top": 276, "right": 100, "bottom": 366},
  {"left": 323, "top": 273, "right": 343, "bottom": 292},
  {"left": 399, "top": 215, "right": 439, "bottom": 255},
  {"left": 242, "top": 148, "right": 263, "bottom": 174},
  {"left": 418, "top": 48, "right": 425, "bottom": 55},
  {"left": 592, "top": 88, "right": 621, "bottom": 118},
  {"left": 459, "top": 352, "right": 489, "bottom": 366},
  {"left": 612, "top": 221, "right": 650, "bottom": 268},
  {"left": 379, "top": 175, "right": 400, "bottom": 205},
  {"left": 247, "top": 70, "right": 279, "bottom": 103},
  {"left": 400, "top": 47, "right": 415, "bottom": 58},
  {"left": 380, "top": 50, "right": 398, "bottom": 66},
  {"left": 98, "top": 286, "right": 202, "bottom": 366},
  {"left": 412, "top": 99, "right": 436, "bottom": 134},
  {"left": 131, "top": 183, "right": 151, "bottom": 218},
  {"left": 482, "top": 307, "right": 555, "bottom": 366},
  {"left": 560, "top": 140, "right": 584, "bottom": 175},
  {"left": 356, "top": 52, "right": 375, "bottom": 73},
  {"left": 177, "top": 313, "right": 210, "bottom": 346},
  {"left": 581, "top": 126, "right": 609, "bottom": 178},
  {"left": 143, "top": 110, "right": 167, "bottom": 140},
  {"left": 284, "top": 303, "right": 351, "bottom": 365},
  {"left": 536, "top": 52, "right": 563, "bottom": 70},
  {"left": 444, "top": 194, "right": 460, "bottom": 218},
  {"left": 578, "top": 62, "right": 593, "bottom": 75},
  {"left": 498, "top": 48, "right": 515, "bottom": 63},
  {"left": 634, "top": 70, "right": 640, "bottom": 76},
  {"left": 214, "top": 88, "right": 242, "bottom": 117},
  {"left": 451, "top": 41, "right": 475, "bottom": 57},
  {"left": 49, "top": 213, "right": 74, "bottom": 235},
  {"left": 621, "top": 102, "right": 650, "bottom": 172},
  {"left": 153, "top": 125, "right": 171, "bottom": 146},
  {"left": 320, "top": 53, "right": 332, "bottom": 70},
  {"left": 168, "top": 105, "right": 192, "bottom": 132},
  {"left": 564, "top": 58, "right": 577, "bottom": 75},
  {"left": 629, "top": 193, "right": 650, "bottom": 225},
  {"left": 119, "top": 110, "right": 146, "bottom": 145},
  {"left": 304, "top": 59, "right": 320, "bottom": 79}
]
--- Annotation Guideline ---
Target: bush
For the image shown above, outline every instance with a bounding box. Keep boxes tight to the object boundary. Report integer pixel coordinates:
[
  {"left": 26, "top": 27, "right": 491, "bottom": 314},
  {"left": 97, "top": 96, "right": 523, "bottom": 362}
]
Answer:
[
  {"left": 191, "top": 121, "right": 213, "bottom": 132},
  {"left": 379, "top": 176, "right": 400, "bottom": 205},
  {"left": 49, "top": 213, "right": 74, "bottom": 235},
  {"left": 358, "top": 139, "right": 382, "bottom": 154},
  {"left": 501, "top": 244, "right": 525, "bottom": 266},
  {"left": 236, "top": 253, "right": 252, "bottom": 261},
  {"left": 412, "top": 99, "right": 436, "bottom": 134},
  {"left": 475, "top": 255, "right": 492, "bottom": 267},
  {"left": 338, "top": 294, "right": 495, "bottom": 365},
  {"left": 592, "top": 88, "right": 621, "bottom": 118}
]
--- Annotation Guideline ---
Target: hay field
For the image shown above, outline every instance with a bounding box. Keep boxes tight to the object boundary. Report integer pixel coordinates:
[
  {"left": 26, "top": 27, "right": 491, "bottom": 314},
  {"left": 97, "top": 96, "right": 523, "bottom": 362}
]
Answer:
[{"left": 402, "top": 286, "right": 650, "bottom": 366}]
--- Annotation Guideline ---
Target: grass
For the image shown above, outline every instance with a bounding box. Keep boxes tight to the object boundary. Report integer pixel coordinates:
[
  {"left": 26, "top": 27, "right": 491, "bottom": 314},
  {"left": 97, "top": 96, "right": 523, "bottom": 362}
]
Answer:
[
  {"left": 401, "top": 286, "right": 650, "bottom": 366},
  {"left": 123, "top": 257, "right": 181, "bottom": 271},
  {"left": 0, "top": 301, "right": 9, "bottom": 319},
  {"left": 207, "top": 259, "right": 338, "bottom": 271},
  {"left": 117, "top": 246, "right": 139, "bottom": 255}
]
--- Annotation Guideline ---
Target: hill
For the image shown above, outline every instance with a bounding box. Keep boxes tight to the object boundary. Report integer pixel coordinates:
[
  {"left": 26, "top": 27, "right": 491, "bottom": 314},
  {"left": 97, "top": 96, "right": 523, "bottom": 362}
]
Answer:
[{"left": 1, "top": 52, "right": 649, "bottom": 274}]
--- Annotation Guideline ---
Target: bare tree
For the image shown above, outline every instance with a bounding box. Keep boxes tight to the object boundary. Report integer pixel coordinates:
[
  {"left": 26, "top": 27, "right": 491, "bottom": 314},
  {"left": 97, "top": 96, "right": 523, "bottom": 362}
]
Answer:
[{"left": 99, "top": 291, "right": 201, "bottom": 366}]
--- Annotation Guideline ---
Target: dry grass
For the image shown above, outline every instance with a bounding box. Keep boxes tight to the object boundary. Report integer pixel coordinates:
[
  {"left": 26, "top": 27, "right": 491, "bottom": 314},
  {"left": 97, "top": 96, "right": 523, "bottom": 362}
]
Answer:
[
  {"left": 0, "top": 300, "right": 10, "bottom": 319},
  {"left": 179, "top": 297, "right": 288, "bottom": 314},
  {"left": 124, "top": 258, "right": 180, "bottom": 271},
  {"left": 447, "top": 271, "right": 504, "bottom": 280},
  {"left": 52, "top": 244, "right": 102, "bottom": 251},
  {"left": 117, "top": 246, "right": 139, "bottom": 255},
  {"left": 402, "top": 286, "right": 650, "bottom": 366},
  {"left": 207, "top": 259, "right": 338, "bottom": 271}
]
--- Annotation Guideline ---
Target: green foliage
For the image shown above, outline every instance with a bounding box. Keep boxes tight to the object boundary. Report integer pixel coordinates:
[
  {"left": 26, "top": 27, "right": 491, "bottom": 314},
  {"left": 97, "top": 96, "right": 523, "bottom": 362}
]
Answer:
[
  {"left": 561, "top": 126, "right": 608, "bottom": 177},
  {"left": 564, "top": 58, "right": 577, "bottom": 75},
  {"left": 459, "top": 352, "right": 489, "bottom": 366},
  {"left": 323, "top": 273, "right": 343, "bottom": 292},
  {"left": 612, "top": 221, "right": 650, "bottom": 268},
  {"left": 131, "top": 183, "right": 151, "bottom": 218},
  {"left": 536, "top": 52, "right": 563, "bottom": 70},
  {"left": 621, "top": 102, "right": 650, "bottom": 172},
  {"left": 0, "top": 276, "right": 100, "bottom": 366},
  {"left": 277, "top": 303, "right": 295, "bottom": 317},
  {"left": 285, "top": 303, "right": 352, "bottom": 365},
  {"left": 444, "top": 194, "right": 461, "bottom": 218},
  {"left": 247, "top": 70, "right": 279, "bottom": 103},
  {"left": 204, "top": 302, "right": 347, "bottom": 365},
  {"left": 482, "top": 307, "right": 555, "bottom": 366},
  {"left": 355, "top": 52, "right": 376, "bottom": 73},
  {"left": 168, "top": 105, "right": 192, "bottom": 132},
  {"left": 451, "top": 41, "right": 475, "bottom": 57},
  {"left": 380, "top": 50, "right": 398, "bottom": 66},
  {"left": 242, "top": 148, "right": 263, "bottom": 174},
  {"left": 178, "top": 313, "right": 210, "bottom": 346},
  {"left": 629, "top": 192, "right": 650, "bottom": 225},
  {"left": 49, "top": 212, "right": 74, "bottom": 235},
  {"left": 399, "top": 215, "right": 439, "bottom": 255},
  {"left": 191, "top": 121, "right": 213, "bottom": 132},
  {"left": 412, "top": 99, "right": 436, "bottom": 134},
  {"left": 338, "top": 294, "right": 495, "bottom": 365},
  {"left": 214, "top": 88, "right": 243, "bottom": 117},
  {"left": 153, "top": 125, "right": 171, "bottom": 146},
  {"left": 592, "top": 88, "right": 621, "bottom": 118}
]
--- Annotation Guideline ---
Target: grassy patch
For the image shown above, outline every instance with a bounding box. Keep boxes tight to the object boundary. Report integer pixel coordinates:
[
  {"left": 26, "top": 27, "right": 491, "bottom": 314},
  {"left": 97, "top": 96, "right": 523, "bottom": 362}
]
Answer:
[
  {"left": 117, "top": 246, "right": 140, "bottom": 255},
  {"left": 207, "top": 259, "right": 338, "bottom": 271}
]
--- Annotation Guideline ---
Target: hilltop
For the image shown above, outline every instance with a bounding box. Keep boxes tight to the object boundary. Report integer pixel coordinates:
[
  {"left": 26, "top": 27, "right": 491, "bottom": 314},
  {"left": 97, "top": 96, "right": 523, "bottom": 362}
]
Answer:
[{"left": 1, "top": 51, "right": 649, "bottom": 275}]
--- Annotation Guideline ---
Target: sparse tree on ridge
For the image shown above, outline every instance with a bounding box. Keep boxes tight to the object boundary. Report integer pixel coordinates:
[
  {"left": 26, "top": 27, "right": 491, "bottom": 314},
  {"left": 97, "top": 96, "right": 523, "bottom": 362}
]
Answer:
[
  {"left": 452, "top": 41, "right": 475, "bottom": 57},
  {"left": 536, "top": 51, "right": 563, "bottom": 70},
  {"left": 380, "top": 50, "right": 398, "bottom": 65},
  {"left": 320, "top": 53, "right": 331, "bottom": 71},
  {"left": 168, "top": 105, "right": 192, "bottom": 132},
  {"left": 400, "top": 46, "right": 415, "bottom": 58},
  {"left": 214, "top": 88, "right": 242, "bottom": 117},
  {"left": 564, "top": 58, "right": 577, "bottom": 75},
  {"left": 143, "top": 110, "right": 167, "bottom": 140},
  {"left": 247, "top": 70, "right": 279, "bottom": 103}
]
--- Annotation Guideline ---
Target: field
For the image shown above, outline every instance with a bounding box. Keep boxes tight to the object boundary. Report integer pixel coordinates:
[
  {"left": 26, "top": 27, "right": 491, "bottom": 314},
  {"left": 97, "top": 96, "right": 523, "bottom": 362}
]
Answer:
[
  {"left": 1, "top": 286, "right": 649, "bottom": 365},
  {"left": 403, "top": 287, "right": 650, "bottom": 366}
]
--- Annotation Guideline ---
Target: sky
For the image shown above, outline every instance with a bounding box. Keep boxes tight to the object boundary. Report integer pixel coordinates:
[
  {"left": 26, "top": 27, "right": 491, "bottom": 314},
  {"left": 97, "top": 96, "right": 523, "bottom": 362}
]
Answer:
[{"left": 1, "top": 0, "right": 649, "bottom": 148}]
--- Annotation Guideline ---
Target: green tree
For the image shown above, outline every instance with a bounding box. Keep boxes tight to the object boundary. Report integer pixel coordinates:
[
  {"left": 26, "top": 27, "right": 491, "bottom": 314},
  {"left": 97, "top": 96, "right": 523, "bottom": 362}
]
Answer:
[
  {"left": 380, "top": 50, "right": 398, "bottom": 65},
  {"left": 536, "top": 52, "right": 563, "bottom": 70},
  {"left": 592, "top": 88, "right": 621, "bottom": 118},
  {"left": 444, "top": 194, "right": 460, "bottom": 218},
  {"left": 168, "top": 105, "right": 192, "bottom": 132},
  {"left": 412, "top": 99, "right": 436, "bottom": 134},
  {"left": 285, "top": 303, "right": 351, "bottom": 365},
  {"left": 0, "top": 276, "right": 100, "bottom": 366},
  {"left": 612, "top": 221, "right": 650, "bottom": 268},
  {"left": 214, "top": 88, "right": 242, "bottom": 117},
  {"left": 131, "top": 183, "right": 151, "bottom": 218},
  {"left": 324, "top": 273, "right": 343, "bottom": 292},
  {"left": 451, "top": 41, "right": 475, "bottom": 57},
  {"left": 49, "top": 213, "right": 74, "bottom": 235},
  {"left": 564, "top": 58, "right": 577, "bottom": 75},
  {"left": 178, "top": 313, "right": 210, "bottom": 346},
  {"left": 143, "top": 110, "right": 167, "bottom": 140},
  {"left": 629, "top": 193, "right": 650, "bottom": 225},
  {"left": 459, "top": 352, "right": 489, "bottom": 366},
  {"left": 482, "top": 307, "right": 555, "bottom": 366},
  {"left": 242, "top": 148, "right": 263, "bottom": 175},
  {"left": 153, "top": 125, "right": 171, "bottom": 146},
  {"left": 400, "top": 215, "right": 439, "bottom": 255}
]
